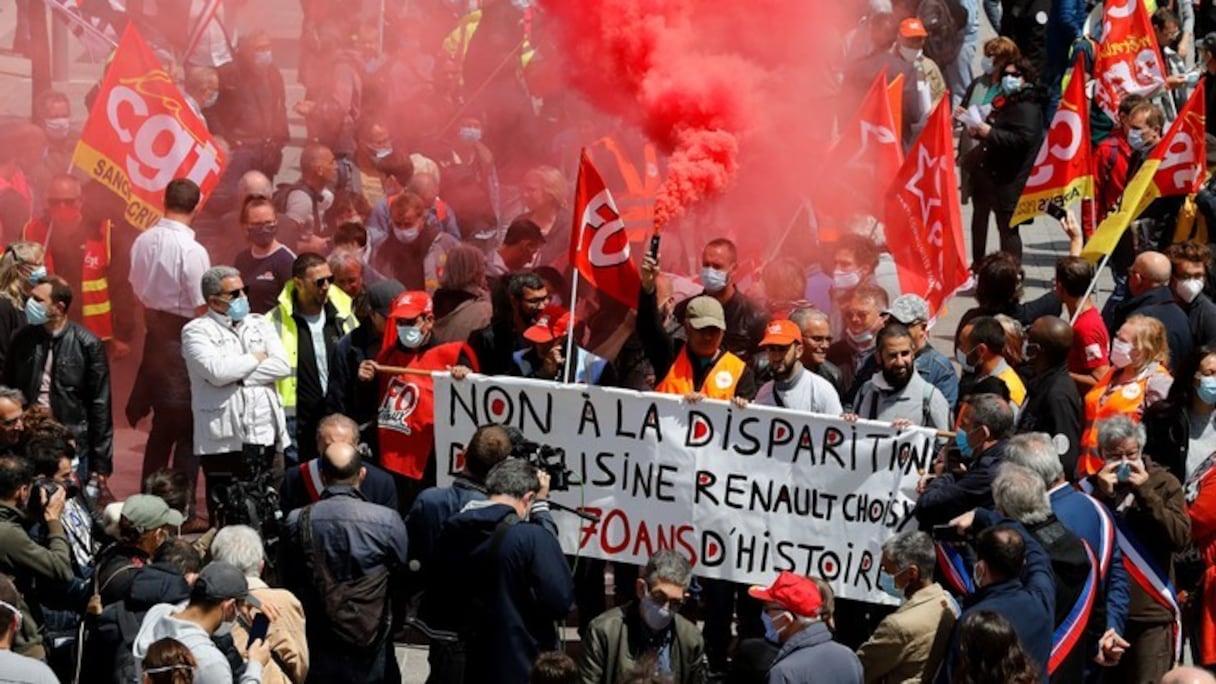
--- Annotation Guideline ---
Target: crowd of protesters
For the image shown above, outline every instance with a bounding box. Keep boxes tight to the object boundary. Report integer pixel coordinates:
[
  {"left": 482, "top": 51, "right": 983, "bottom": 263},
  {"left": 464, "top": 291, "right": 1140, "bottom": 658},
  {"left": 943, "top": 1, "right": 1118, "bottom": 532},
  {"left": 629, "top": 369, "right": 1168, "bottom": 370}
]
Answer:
[{"left": 7, "top": 0, "right": 1216, "bottom": 683}]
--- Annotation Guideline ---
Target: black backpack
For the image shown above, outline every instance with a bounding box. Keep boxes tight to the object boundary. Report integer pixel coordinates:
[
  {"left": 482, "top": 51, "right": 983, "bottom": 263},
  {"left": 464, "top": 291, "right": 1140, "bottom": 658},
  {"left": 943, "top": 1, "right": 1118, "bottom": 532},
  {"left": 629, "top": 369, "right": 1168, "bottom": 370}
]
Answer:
[
  {"left": 920, "top": 0, "right": 969, "bottom": 66},
  {"left": 298, "top": 505, "right": 392, "bottom": 649},
  {"left": 271, "top": 181, "right": 322, "bottom": 237}
]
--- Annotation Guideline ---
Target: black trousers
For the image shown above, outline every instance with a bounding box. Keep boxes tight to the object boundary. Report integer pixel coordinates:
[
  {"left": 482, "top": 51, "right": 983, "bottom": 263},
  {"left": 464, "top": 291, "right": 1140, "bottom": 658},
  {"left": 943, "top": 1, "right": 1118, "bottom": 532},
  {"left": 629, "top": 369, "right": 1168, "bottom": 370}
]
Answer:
[{"left": 971, "top": 193, "right": 1022, "bottom": 265}]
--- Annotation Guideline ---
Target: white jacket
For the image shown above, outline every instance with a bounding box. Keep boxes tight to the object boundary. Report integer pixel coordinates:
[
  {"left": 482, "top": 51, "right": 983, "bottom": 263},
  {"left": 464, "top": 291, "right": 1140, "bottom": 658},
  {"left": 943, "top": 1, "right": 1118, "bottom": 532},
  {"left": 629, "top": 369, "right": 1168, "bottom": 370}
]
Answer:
[{"left": 182, "top": 310, "right": 292, "bottom": 455}]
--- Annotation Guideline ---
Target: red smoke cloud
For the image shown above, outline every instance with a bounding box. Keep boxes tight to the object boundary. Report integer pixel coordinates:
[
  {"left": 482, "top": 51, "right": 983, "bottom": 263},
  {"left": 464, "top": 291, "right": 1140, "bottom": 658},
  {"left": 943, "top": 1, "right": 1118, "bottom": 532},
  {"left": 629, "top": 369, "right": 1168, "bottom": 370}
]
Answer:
[{"left": 540, "top": 0, "right": 853, "bottom": 232}]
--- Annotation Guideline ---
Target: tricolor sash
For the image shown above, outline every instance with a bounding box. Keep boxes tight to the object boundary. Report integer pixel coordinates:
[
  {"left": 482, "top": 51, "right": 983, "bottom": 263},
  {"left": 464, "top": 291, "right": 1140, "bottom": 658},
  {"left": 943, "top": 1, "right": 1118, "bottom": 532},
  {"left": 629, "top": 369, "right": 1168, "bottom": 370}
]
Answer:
[
  {"left": 936, "top": 542, "right": 974, "bottom": 596},
  {"left": 300, "top": 459, "right": 324, "bottom": 503},
  {"left": 1075, "top": 485, "right": 1117, "bottom": 579},
  {"left": 1049, "top": 540, "right": 1100, "bottom": 674}
]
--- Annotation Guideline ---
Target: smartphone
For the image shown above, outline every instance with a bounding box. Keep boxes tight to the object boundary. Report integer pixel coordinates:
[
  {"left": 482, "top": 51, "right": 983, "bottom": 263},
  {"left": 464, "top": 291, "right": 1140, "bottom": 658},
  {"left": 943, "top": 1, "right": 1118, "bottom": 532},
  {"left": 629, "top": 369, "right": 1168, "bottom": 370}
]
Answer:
[
  {"left": 1116, "top": 461, "right": 1131, "bottom": 484},
  {"left": 932, "top": 524, "right": 968, "bottom": 543},
  {"left": 648, "top": 233, "right": 661, "bottom": 260},
  {"left": 1046, "top": 202, "right": 1067, "bottom": 221},
  {"left": 246, "top": 613, "right": 270, "bottom": 648}
]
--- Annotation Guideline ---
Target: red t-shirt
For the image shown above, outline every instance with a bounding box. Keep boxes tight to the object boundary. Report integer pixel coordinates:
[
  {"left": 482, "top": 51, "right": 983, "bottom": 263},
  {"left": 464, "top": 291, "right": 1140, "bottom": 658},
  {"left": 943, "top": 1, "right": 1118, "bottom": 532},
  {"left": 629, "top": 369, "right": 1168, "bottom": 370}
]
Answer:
[{"left": 1069, "top": 306, "right": 1110, "bottom": 374}]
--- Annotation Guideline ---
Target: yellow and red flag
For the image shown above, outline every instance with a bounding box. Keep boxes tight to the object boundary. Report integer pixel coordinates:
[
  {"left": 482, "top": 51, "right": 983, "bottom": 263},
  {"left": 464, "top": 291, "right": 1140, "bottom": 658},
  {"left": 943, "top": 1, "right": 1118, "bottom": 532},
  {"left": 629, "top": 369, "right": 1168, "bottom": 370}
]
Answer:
[
  {"left": 1013, "top": 56, "right": 1094, "bottom": 225},
  {"left": 1082, "top": 81, "right": 1207, "bottom": 262},
  {"left": 1092, "top": 0, "right": 1166, "bottom": 122},
  {"left": 72, "top": 24, "right": 226, "bottom": 229}
]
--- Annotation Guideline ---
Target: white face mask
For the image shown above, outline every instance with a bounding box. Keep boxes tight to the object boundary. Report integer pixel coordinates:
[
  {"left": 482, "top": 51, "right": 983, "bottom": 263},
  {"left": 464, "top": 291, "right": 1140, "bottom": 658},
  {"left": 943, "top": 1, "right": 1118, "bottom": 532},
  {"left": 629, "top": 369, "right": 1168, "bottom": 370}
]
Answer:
[
  {"left": 213, "top": 605, "right": 236, "bottom": 637},
  {"left": 701, "top": 267, "right": 729, "bottom": 294},
  {"left": 1110, "top": 338, "right": 1135, "bottom": 369},
  {"left": 1176, "top": 277, "right": 1205, "bottom": 304},
  {"left": 833, "top": 269, "right": 861, "bottom": 290},
  {"left": 899, "top": 46, "right": 922, "bottom": 63},
  {"left": 394, "top": 226, "right": 421, "bottom": 243}
]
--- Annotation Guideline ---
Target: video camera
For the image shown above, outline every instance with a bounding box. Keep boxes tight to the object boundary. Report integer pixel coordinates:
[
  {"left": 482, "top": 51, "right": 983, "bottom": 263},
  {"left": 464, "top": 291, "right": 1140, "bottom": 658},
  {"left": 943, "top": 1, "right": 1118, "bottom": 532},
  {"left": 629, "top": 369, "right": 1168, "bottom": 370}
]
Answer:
[
  {"left": 212, "top": 445, "right": 282, "bottom": 557},
  {"left": 512, "top": 441, "right": 576, "bottom": 492}
]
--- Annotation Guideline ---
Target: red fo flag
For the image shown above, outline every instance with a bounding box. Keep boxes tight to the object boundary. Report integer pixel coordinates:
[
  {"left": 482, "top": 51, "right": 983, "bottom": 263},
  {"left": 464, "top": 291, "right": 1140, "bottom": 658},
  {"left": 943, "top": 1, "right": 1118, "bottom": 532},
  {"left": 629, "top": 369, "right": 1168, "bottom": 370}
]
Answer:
[
  {"left": 820, "top": 69, "right": 904, "bottom": 219},
  {"left": 1093, "top": 0, "right": 1166, "bottom": 121},
  {"left": 568, "top": 151, "right": 641, "bottom": 360},
  {"left": 1013, "top": 56, "right": 1094, "bottom": 225},
  {"left": 72, "top": 24, "right": 226, "bottom": 229},
  {"left": 884, "top": 98, "right": 969, "bottom": 316}
]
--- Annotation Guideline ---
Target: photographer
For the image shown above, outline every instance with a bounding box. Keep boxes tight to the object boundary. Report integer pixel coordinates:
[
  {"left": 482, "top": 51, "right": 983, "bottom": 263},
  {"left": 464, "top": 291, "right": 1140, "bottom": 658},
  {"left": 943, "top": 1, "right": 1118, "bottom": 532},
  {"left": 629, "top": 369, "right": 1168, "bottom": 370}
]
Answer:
[
  {"left": 422, "top": 458, "right": 573, "bottom": 684},
  {"left": 0, "top": 453, "right": 72, "bottom": 660},
  {"left": 182, "top": 266, "right": 291, "bottom": 525}
]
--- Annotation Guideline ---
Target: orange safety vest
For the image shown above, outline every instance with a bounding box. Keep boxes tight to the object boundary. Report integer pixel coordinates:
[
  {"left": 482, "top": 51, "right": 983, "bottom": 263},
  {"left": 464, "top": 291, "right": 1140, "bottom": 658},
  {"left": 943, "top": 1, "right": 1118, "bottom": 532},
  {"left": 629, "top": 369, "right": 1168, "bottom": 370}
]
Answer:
[
  {"left": 587, "top": 136, "right": 660, "bottom": 240},
  {"left": 1077, "top": 368, "right": 1164, "bottom": 478},
  {"left": 655, "top": 348, "right": 747, "bottom": 399},
  {"left": 22, "top": 217, "right": 114, "bottom": 341}
]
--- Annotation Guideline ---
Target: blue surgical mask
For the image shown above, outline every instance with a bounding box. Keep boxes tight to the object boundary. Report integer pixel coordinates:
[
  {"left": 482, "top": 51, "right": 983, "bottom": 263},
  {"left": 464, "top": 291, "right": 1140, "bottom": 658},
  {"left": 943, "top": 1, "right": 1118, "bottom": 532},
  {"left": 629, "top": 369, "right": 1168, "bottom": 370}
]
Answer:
[
  {"left": 458, "top": 126, "right": 482, "bottom": 143},
  {"left": 226, "top": 295, "right": 250, "bottom": 322},
  {"left": 980, "top": 56, "right": 994, "bottom": 75},
  {"left": 955, "top": 347, "right": 976, "bottom": 374},
  {"left": 27, "top": 266, "right": 46, "bottom": 284},
  {"left": 1000, "top": 75, "right": 1023, "bottom": 95},
  {"left": 639, "top": 595, "right": 674, "bottom": 631},
  {"left": 761, "top": 611, "right": 785, "bottom": 644},
  {"left": 1198, "top": 376, "right": 1216, "bottom": 405},
  {"left": 955, "top": 428, "right": 974, "bottom": 460},
  {"left": 878, "top": 569, "right": 904, "bottom": 600},
  {"left": 833, "top": 269, "right": 861, "bottom": 290},
  {"left": 398, "top": 324, "right": 425, "bottom": 349},
  {"left": 24, "top": 297, "right": 47, "bottom": 326},
  {"left": 1128, "top": 128, "right": 1149, "bottom": 151},
  {"left": 701, "top": 267, "right": 728, "bottom": 294}
]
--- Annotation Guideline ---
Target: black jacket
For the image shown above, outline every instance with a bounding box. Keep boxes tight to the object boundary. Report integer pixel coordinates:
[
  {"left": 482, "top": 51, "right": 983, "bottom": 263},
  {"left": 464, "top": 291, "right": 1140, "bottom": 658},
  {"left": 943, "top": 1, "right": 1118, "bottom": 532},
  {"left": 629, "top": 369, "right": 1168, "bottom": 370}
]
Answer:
[
  {"left": 1018, "top": 362, "right": 1083, "bottom": 479},
  {"left": 964, "top": 89, "right": 1046, "bottom": 213},
  {"left": 1142, "top": 400, "right": 1193, "bottom": 486},
  {"left": 1183, "top": 292, "right": 1216, "bottom": 349},
  {"left": 3, "top": 322, "right": 113, "bottom": 475},
  {"left": 80, "top": 563, "right": 191, "bottom": 684},
  {"left": 1027, "top": 515, "right": 1106, "bottom": 684},
  {"left": 1106, "top": 286, "right": 1193, "bottom": 372},
  {"left": 915, "top": 440, "right": 1009, "bottom": 528},
  {"left": 325, "top": 321, "right": 381, "bottom": 436}
]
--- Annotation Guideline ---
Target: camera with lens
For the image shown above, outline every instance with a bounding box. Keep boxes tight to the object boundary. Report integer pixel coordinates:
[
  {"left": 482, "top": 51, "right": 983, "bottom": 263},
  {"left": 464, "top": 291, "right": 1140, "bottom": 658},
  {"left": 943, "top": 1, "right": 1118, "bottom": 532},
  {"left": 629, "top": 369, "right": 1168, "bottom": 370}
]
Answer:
[
  {"left": 26, "top": 477, "right": 61, "bottom": 519},
  {"left": 513, "top": 441, "right": 576, "bottom": 492},
  {"left": 212, "top": 445, "right": 282, "bottom": 556}
]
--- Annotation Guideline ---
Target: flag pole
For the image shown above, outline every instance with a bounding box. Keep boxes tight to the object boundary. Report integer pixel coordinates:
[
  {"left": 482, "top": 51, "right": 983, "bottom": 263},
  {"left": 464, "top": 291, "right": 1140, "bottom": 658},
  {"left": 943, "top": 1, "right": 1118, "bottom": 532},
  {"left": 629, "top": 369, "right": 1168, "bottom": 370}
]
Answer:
[
  {"left": 1070, "top": 249, "right": 1114, "bottom": 326},
  {"left": 561, "top": 150, "right": 588, "bottom": 384}
]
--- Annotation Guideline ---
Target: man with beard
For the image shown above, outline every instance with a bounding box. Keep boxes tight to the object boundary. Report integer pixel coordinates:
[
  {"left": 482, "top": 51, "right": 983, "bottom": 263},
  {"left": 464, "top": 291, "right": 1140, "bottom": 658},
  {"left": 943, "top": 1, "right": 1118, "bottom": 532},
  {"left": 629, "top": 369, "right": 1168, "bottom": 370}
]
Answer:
[
  {"left": 753, "top": 319, "right": 843, "bottom": 415},
  {"left": 846, "top": 323, "right": 951, "bottom": 431}
]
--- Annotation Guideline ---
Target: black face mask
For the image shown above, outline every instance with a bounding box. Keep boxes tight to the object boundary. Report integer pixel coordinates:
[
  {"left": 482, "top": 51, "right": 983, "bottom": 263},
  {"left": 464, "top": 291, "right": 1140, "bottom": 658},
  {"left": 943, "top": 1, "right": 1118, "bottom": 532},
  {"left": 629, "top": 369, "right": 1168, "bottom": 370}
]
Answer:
[{"left": 248, "top": 226, "right": 277, "bottom": 247}]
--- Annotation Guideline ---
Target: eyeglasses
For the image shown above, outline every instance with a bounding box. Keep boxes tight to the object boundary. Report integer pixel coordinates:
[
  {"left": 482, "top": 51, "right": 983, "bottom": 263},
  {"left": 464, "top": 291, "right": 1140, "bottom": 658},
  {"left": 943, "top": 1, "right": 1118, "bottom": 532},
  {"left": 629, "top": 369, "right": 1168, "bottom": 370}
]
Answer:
[
  {"left": 47, "top": 198, "right": 79, "bottom": 207},
  {"left": 1102, "top": 449, "right": 1140, "bottom": 460},
  {"left": 220, "top": 287, "right": 249, "bottom": 300},
  {"left": 315, "top": 275, "right": 335, "bottom": 288},
  {"left": 649, "top": 592, "right": 685, "bottom": 611},
  {"left": 245, "top": 221, "right": 277, "bottom": 231}
]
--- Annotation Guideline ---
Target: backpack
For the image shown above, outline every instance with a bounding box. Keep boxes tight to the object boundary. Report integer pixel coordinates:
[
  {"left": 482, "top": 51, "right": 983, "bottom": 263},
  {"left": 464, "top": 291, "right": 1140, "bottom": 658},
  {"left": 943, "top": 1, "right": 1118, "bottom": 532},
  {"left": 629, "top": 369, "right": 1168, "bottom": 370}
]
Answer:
[
  {"left": 919, "top": 0, "right": 968, "bottom": 65},
  {"left": 298, "top": 505, "right": 392, "bottom": 649},
  {"left": 271, "top": 181, "right": 322, "bottom": 236}
]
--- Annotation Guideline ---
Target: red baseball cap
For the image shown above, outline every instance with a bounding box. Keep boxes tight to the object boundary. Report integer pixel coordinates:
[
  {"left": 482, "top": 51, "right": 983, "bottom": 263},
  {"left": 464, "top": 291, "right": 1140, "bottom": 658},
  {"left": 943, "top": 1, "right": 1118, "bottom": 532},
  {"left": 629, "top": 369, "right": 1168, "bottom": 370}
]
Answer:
[
  {"left": 390, "top": 291, "right": 432, "bottom": 320},
  {"left": 748, "top": 571, "right": 823, "bottom": 617},
  {"left": 524, "top": 305, "right": 570, "bottom": 344},
  {"left": 899, "top": 17, "right": 928, "bottom": 38},
  {"left": 759, "top": 319, "right": 801, "bottom": 347}
]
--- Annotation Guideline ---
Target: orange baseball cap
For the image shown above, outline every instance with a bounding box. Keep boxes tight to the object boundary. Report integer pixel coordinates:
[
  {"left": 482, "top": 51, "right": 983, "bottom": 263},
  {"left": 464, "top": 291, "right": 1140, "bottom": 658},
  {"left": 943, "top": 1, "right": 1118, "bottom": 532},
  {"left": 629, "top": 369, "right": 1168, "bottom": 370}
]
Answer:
[
  {"left": 899, "top": 17, "right": 928, "bottom": 38},
  {"left": 759, "top": 319, "right": 801, "bottom": 347}
]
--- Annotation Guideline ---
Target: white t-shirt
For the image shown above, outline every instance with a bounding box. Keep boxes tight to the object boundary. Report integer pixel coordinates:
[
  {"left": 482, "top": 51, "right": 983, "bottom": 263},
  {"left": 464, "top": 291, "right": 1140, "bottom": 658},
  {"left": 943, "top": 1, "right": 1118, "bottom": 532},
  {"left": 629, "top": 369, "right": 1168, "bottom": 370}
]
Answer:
[
  {"left": 302, "top": 312, "right": 328, "bottom": 391},
  {"left": 754, "top": 366, "right": 844, "bottom": 416},
  {"left": 0, "top": 649, "right": 58, "bottom": 683}
]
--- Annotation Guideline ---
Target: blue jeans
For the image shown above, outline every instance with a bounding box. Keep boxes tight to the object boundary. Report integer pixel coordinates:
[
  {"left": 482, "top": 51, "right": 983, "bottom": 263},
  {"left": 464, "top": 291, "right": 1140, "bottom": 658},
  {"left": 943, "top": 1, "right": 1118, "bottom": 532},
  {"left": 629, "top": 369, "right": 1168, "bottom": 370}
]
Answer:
[{"left": 983, "top": 0, "right": 1002, "bottom": 31}]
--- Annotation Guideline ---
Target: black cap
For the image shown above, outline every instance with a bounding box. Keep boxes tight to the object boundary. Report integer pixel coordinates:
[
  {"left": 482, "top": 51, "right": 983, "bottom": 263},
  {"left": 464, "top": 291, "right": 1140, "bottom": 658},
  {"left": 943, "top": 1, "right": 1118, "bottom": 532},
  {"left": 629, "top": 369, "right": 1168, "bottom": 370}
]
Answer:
[
  {"left": 1201, "top": 32, "right": 1216, "bottom": 54},
  {"left": 192, "top": 561, "right": 261, "bottom": 607},
  {"left": 365, "top": 279, "right": 405, "bottom": 317}
]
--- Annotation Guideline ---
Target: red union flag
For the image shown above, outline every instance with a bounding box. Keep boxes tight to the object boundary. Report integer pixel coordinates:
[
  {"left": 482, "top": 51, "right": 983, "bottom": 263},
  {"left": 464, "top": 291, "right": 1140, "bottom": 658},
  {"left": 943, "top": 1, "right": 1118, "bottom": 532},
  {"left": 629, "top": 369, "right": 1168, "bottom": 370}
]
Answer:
[
  {"left": 1013, "top": 56, "right": 1094, "bottom": 225},
  {"left": 1093, "top": 0, "right": 1166, "bottom": 121},
  {"left": 568, "top": 151, "right": 642, "bottom": 360},
  {"left": 820, "top": 70, "right": 903, "bottom": 218},
  {"left": 884, "top": 98, "right": 969, "bottom": 315},
  {"left": 72, "top": 24, "right": 226, "bottom": 229}
]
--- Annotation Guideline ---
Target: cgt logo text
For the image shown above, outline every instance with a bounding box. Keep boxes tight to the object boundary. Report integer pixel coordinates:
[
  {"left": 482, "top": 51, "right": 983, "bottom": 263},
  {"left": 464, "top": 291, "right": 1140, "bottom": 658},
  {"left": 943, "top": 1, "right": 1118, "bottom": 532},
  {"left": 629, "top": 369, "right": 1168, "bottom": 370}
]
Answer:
[
  {"left": 378, "top": 377, "right": 420, "bottom": 435},
  {"left": 102, "top": 72, "right": 223, "bottom": 194}
]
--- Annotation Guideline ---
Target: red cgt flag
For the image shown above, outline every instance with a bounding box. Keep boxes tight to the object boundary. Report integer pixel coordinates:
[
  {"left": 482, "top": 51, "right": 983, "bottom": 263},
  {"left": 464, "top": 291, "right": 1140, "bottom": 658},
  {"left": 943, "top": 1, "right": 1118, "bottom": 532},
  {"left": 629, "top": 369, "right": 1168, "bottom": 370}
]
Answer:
[
  {"left": 1013, "top": 56, "right": 1094, "bottom": 225},
  {"left": 884, "top": 98, "right": 970, "bottom": 316},
  {"left": 1093, "top": 0, "right": 1166, "bottom": 122},
  {"left": 819, "top": 69, "right": 904, "bottom": 219},
  {"left": 72, "top": 24, "right": 226, "bottom": 229}
]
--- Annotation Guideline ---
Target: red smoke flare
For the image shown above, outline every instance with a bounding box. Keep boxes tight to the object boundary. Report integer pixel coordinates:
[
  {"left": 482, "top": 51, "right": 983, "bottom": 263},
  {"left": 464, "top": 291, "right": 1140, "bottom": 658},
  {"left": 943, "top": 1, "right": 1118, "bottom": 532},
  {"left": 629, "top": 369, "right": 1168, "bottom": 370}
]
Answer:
[{"left": 542, "top": 0, "right": 856, "bottom": 231}]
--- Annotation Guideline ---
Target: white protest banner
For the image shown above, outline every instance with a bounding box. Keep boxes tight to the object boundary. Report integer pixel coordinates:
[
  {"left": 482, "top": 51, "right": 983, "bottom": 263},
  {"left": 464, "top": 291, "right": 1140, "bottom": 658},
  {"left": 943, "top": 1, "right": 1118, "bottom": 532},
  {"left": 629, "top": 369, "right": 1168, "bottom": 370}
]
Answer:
[{"left": 434, "top": 374, "right": 936, "bottom": 605}]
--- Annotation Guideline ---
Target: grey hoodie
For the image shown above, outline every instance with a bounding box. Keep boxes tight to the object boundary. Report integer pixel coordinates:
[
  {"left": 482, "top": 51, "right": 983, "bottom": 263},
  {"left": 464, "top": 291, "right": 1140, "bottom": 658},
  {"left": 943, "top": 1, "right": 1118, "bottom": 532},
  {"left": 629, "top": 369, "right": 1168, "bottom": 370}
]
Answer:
[{"left": 131, "top": 602, "right": 264, "bottom": 684}]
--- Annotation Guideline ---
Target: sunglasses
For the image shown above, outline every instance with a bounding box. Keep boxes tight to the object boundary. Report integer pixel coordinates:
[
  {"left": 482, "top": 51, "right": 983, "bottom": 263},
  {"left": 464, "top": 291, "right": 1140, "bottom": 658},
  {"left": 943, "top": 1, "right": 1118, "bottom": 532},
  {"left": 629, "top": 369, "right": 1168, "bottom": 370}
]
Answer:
[
  {"left": 220, "top": 286, "right": 249, "bottom": 299},
  {"left": 315, "top": 275, "right": 335, "bottom": 288}
]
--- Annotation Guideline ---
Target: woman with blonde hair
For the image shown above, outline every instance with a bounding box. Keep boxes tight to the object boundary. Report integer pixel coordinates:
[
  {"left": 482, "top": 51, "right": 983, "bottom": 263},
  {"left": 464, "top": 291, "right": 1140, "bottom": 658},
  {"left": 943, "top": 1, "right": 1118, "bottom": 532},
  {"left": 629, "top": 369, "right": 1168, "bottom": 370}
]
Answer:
[
  {"left": 0, "top": 240, "right": 44, "bottom": 366},
  {"left": 1078, "top": 315, "right": 1174, "bottom": 477},
  {"left": 519, "top": 165, "right": 571, "bottom": 273}
]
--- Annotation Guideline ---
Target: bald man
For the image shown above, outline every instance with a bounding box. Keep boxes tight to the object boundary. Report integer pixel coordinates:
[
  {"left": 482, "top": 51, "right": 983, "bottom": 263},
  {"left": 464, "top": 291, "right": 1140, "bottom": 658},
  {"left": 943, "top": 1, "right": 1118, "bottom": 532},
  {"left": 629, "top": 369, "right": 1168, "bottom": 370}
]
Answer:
[
  {"left": 1018, "top": 316, "right": 1083, "bottom": 478},
  {"left": 282, "top": 432, "right": 407, "bottom": 681},
  {"left": 1163, "top": 666, "right": 1216, "bottom": 684},
  {"left": 279, "top": 413, "right": 398, "bottom": 512},
  {"left": 1106, "top": 250, "right": 1192, "bottom": 371},
  {"left": 237, "top": 170, "right": 272, "bottom": 204},
  {"left": 408, "top": 172, "right": 460, "bottom": 240},
  {"left": 283, "top": 143, "right": 337, "bottom": 254}
]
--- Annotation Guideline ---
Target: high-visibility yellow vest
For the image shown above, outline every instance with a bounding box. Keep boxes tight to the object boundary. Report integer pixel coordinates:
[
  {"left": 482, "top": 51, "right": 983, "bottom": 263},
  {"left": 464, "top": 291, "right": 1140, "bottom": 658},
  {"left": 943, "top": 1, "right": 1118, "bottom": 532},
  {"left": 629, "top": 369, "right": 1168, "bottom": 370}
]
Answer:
[
  {"left": 270, "top": 281, "right": 356, "bottom": 414},
  {"left": 23, "top": 217, "right": 114, "bottom": 340}
]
